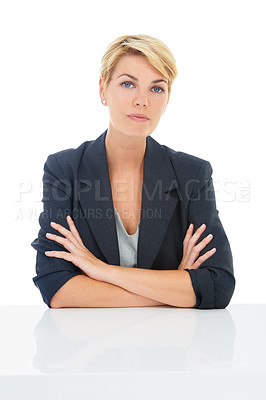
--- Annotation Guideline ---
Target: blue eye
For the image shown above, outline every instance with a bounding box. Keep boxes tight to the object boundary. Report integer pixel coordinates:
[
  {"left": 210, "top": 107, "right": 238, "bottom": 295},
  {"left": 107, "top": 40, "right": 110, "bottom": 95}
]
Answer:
[
  {"left": 152, "top": 87, "right": 164, "bottom": 93},
  {"left": 122, "top": 81, "right": 133, "bottom": 88},
  {"left": 121, "top": 81, "right": 164, "bottom": 93}
]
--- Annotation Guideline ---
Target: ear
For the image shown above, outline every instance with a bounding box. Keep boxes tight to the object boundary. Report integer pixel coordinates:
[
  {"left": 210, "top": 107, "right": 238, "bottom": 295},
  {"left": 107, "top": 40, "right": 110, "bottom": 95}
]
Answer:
[{"left": 99, "top": 77, "right": 106, "bottom": 104}]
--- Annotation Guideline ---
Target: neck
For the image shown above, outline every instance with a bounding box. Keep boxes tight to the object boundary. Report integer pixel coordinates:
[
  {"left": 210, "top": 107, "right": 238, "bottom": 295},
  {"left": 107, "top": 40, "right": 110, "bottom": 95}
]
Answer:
[{"left": 105, "top": 126, "right": 146, "bottom": 177}]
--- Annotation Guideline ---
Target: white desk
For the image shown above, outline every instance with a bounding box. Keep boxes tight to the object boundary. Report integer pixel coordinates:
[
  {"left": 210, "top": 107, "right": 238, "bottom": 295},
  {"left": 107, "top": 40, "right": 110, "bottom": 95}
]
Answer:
[{"left": 0, "top": 304, "right": 265, "bottom": 399}]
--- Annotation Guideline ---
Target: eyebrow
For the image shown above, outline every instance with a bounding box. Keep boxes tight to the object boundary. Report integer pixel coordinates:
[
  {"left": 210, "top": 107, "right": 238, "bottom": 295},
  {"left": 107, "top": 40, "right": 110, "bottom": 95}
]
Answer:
[{"left": 117, "top": 73, "right": 168, "bottom": 85}]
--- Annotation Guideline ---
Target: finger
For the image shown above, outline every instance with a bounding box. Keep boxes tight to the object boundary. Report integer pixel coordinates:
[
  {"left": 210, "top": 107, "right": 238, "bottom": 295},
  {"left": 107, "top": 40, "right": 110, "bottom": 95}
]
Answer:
[
  {"left": 46, "top": 233, "right": 76, "bottom": 253},
  {"left": 183, "top": 223, "right": 194, "bottom": 253},
  {"left": 185, "top": 231, "right": 212, "bottom": 268},
  {"left": 66, "top": 215, "right": 84, "bottom": 246},
  {"left": 50, "top": 221, "right": 80, "bottom": 246},
  {"left": 186, "top": 223, "right": 207, "bottom": 253},
  {"left": 190, "top": 248, "right": 216, "bottom": 269},
  {"left": 45, "top": 250, "right": 74, "bottom": 262},
  {"left": 193, "top": 233, "right": 214, "bottom": 255}
]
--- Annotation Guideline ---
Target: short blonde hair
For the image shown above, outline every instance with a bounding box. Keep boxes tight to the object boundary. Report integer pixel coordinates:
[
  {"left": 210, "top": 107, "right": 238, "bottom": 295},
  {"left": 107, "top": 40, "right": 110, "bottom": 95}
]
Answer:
[{"left": 100, "top": 34, "right": 178, "bottom": 101}]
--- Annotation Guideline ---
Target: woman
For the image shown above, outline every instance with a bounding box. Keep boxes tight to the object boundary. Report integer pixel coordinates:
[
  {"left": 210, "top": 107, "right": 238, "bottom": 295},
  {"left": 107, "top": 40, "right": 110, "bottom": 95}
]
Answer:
[{"left": 31, "top": 34, "right": 235, "bottom": 309}]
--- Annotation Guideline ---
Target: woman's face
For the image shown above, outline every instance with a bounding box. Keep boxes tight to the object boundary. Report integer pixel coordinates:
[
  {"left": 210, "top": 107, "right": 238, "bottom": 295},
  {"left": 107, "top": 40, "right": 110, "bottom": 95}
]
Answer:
[{"left": 99, "top": 55, "right": 169, "bottom": 138}]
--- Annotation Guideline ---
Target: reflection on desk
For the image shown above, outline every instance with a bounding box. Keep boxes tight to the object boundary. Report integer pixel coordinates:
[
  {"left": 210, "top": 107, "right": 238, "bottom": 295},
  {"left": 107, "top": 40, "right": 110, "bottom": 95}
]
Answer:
[
  {"left": 0, "top": 304, "right": 265, "bottom": 400},
  {"left": 33, "top": 306, "right": 235, "bottom": 373}
]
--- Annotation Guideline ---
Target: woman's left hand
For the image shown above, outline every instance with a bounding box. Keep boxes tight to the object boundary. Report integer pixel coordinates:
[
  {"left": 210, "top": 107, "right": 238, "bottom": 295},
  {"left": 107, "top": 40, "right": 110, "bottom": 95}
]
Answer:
[{"left": 45, "top": 215, "right": 108, "bottom": 281}]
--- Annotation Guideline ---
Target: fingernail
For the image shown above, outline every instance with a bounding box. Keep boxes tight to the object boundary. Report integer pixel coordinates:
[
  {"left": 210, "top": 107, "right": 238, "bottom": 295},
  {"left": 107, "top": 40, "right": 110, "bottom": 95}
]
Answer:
[
  {"left": 50, "top": 221, "right": 56, "bottom": 227},
  {"left": 46, "top": 233, "right": 52, "bottom": 237},
  {"left": 207, "top": 234, "right": 213, "bottom": 239},
  {"left": 211, "top": 248, "right": 216, "bottom": 253},
  {"left": 189, "top": 223, "right": 193, "bottom": 228},
  {"left": 200, "top": 224, "right": 206, "bottom": 229}
]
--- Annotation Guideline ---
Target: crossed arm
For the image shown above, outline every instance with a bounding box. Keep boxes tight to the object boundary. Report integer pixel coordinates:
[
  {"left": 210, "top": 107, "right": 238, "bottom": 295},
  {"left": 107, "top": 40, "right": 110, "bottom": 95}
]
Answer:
[{"left": 45, "top": 216, "right": 216, "bottom": 309}]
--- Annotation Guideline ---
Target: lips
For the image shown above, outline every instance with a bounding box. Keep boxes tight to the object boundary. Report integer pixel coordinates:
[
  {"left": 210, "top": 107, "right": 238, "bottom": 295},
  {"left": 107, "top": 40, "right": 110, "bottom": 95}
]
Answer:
[{"left": 127, "top": 113, "right": 150, "bottom": 122}]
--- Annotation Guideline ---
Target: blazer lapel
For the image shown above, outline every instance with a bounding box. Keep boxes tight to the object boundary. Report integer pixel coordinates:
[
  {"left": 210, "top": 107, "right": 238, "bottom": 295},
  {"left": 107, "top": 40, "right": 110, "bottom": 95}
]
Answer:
[
  {"left": 78, "top": 130, "right": 179, "bottom": 269},
  {"left": 78, "top": 130, "right": 120, "bottom": 266},
  {"left": 137, "top": 135, "right": 179, "bottom": 268}
]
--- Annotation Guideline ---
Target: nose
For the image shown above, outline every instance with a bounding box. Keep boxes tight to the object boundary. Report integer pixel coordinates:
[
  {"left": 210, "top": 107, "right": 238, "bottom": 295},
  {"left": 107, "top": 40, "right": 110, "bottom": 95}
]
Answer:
[{"left": 134, "top": 92, "right": 148, "bottom": 107}]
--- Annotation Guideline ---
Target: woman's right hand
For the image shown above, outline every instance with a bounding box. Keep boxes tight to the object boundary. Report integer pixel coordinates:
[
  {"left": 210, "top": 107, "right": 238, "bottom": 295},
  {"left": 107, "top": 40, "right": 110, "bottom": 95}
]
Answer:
[{"left": 178, "top": 223, "right": 216, "bottom": 270}]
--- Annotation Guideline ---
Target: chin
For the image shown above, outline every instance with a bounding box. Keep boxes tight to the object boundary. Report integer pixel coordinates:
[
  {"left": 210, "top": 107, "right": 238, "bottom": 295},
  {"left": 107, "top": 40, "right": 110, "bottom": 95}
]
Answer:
[
  {"left": 110, "top": 119, "right": 155, "bottom": 138},
  {"left": 112, "top": 125, "right": 149, "bottom": 138},
  {"left": 127, "top": 122, "right": 154, "bottom": 136}
]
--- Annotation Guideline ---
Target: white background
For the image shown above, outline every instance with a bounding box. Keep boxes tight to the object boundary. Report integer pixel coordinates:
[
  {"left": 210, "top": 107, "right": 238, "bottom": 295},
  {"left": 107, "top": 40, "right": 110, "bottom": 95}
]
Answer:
[{"left": 0, "top": 0, "right": 265, "bottom": 306}]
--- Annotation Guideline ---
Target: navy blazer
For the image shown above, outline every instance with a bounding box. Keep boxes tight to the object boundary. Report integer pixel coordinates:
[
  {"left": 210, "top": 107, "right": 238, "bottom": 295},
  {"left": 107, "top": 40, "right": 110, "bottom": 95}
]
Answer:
[{"left": 31, "top": 129, "right": 235, "bottom": 309}]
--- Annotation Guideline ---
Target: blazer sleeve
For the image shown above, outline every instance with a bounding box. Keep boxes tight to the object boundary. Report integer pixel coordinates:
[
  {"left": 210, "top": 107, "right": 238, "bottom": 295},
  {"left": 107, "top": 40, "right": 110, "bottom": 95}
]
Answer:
[
  {"left": 184, "top": 161, "right": 236, "bottom": 309},
  {"left": 31, "top": 154, "right": 83, "bottom": 307}
]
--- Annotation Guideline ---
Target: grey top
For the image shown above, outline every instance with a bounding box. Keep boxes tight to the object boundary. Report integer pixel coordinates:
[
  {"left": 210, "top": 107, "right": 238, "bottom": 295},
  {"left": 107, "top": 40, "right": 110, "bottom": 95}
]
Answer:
[{"left": 114, "top": 206, "right": 140, "bottom": 268}]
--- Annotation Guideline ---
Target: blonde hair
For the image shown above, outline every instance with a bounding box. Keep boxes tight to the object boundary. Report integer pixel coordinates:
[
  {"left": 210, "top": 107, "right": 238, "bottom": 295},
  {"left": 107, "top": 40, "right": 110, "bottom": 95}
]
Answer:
[{"left": 100, "top": 34, "right": 178, "bottom": 102}]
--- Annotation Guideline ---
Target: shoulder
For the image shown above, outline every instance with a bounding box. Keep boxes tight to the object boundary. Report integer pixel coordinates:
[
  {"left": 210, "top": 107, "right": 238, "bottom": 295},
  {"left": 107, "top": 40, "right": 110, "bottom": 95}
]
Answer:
[
  {"left": 161, "top": 143, "right": 213, "bottom": 179},
  {"left": 44, "top": 140, "right": 93, "bottom": 176},
  {"left": 46, "top": 140, "right": 92, "bottom": 166}
]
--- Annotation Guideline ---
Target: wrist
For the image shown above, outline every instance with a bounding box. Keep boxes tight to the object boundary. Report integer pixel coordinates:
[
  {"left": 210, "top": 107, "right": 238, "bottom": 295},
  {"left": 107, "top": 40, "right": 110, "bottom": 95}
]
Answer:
[
  {"left": 88, "top": 260, "right": 116, "bottom": 282},
  {"left": 98, "top": 263, "right": 118, "bottom": 284}
]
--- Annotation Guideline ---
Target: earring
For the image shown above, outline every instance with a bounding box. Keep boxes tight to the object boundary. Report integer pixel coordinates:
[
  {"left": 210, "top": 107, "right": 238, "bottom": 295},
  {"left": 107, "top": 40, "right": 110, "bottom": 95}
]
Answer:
[{"left": 103, "top": 99, "right": 106, "bottom": 105}]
